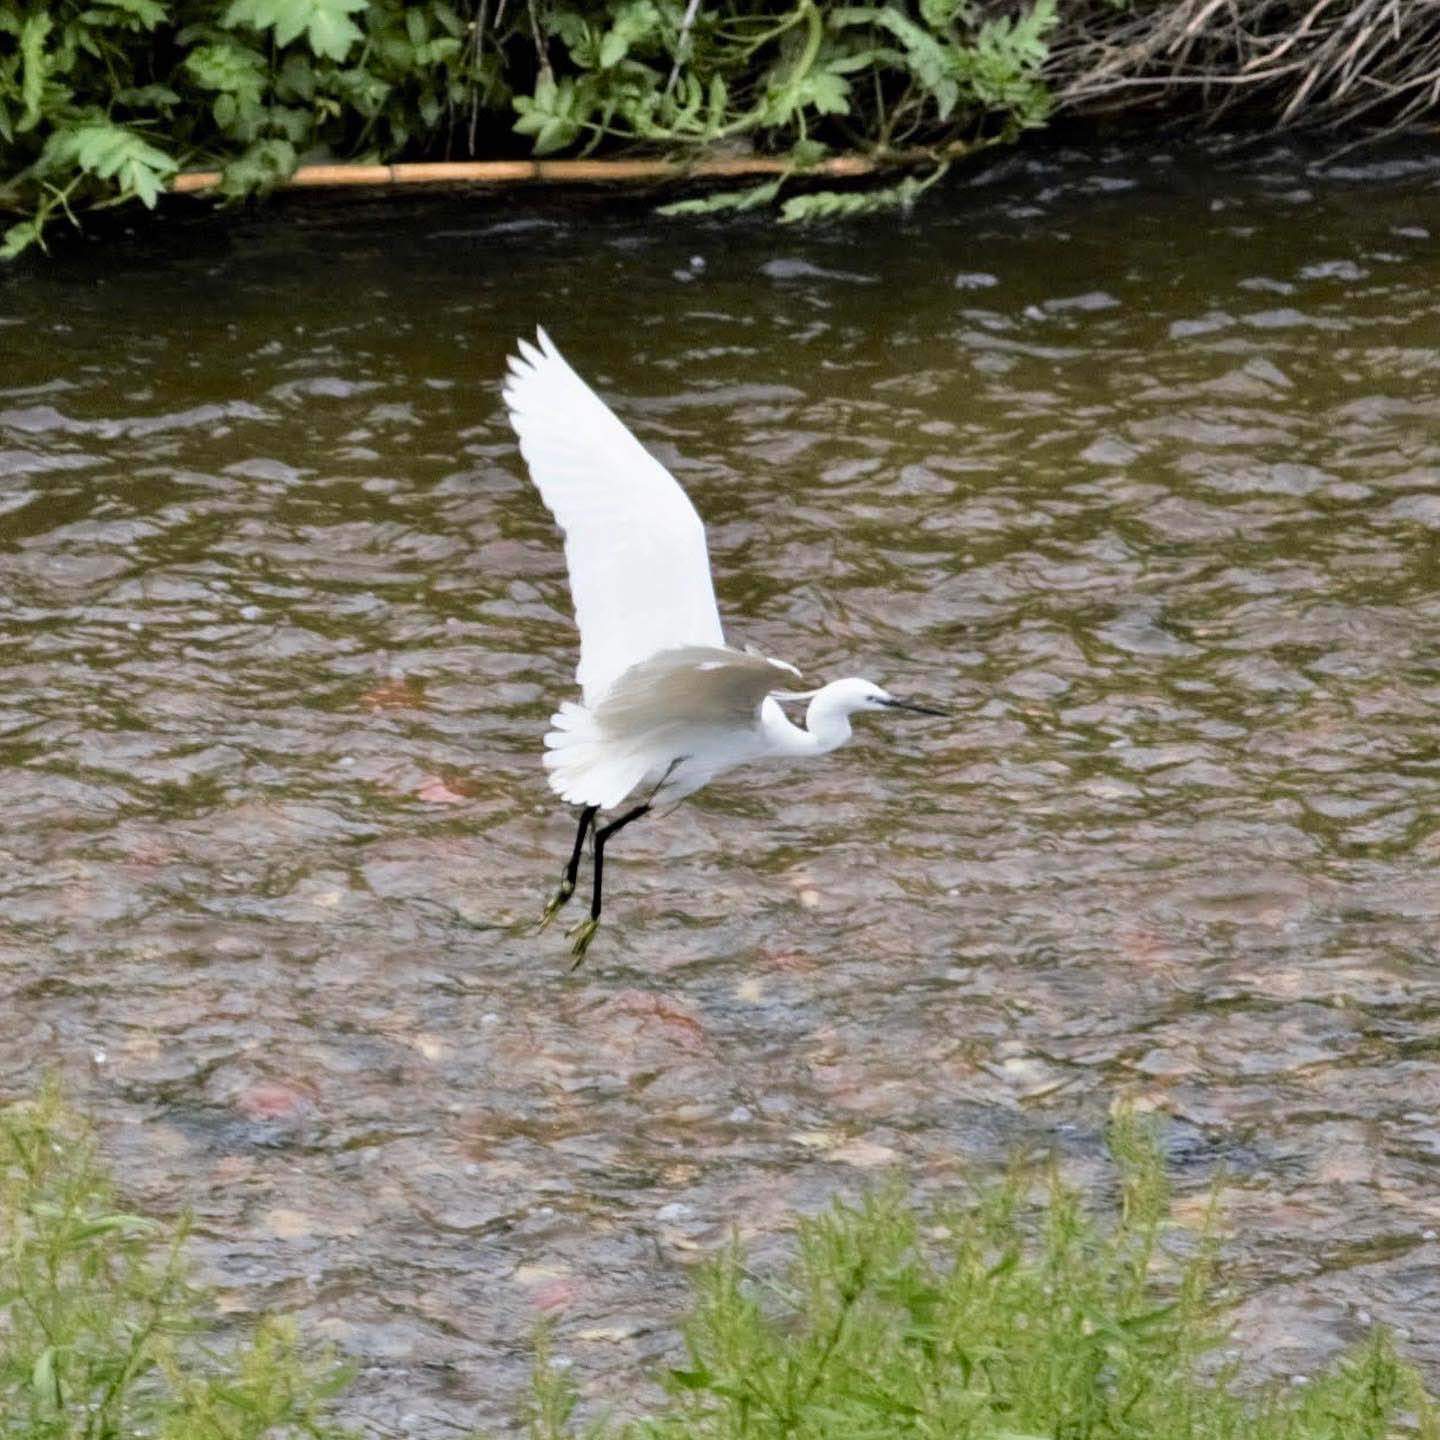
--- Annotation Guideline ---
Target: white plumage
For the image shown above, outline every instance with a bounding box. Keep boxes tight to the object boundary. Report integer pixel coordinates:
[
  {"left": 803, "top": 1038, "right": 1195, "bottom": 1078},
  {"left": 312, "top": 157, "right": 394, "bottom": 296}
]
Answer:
[
  {"left": 541, "top": 646, "right": 803, "bottom": 810},
  {"left": 503, "top": 329, "right": 724, "bottom": 708},
  {"left": 503, "top": 328, "right": 945, "bottom": 961}
]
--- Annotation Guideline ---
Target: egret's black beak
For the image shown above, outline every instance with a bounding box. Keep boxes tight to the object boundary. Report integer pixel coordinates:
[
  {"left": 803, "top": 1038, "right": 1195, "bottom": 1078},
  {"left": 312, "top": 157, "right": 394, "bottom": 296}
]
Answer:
[{"left": 881, "top": 697, "right": 949, "bottom": 717}]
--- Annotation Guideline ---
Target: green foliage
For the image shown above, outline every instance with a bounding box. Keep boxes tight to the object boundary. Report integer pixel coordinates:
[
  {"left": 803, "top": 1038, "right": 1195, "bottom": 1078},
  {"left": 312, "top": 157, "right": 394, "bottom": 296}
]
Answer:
[
  {"left": 515, "top": 1326, "right": 612, "bottom": 1440},
  {"left": 0, "top": 0, "right": 472, "bottom": 254},
  {"left": 0, "top": 1084, "right": 354, "bottom": 1439},
  {"left": 658, "top": 178, "right": 785, "bottom": 216},
  {"left": 220, "top": 0, "right": 370, "bottom": 62},
  {"left": 43, "top": 120, "right": 177, "bottom": 205},
  {"left": 1, "top": 1090, "right": 1434, "bottom": 1440},
  {"left": 0, "top": 0, "right": 1058, "bottom": 255},
  {"left": 777, "top": 157, "right": 947, "bottom": 221},
  {"left": 510, "top": 0, "right": 1056, "bottom": 205},
  {"left": 515, "top": 1111, "right": 1436, "bottom": 1440}
]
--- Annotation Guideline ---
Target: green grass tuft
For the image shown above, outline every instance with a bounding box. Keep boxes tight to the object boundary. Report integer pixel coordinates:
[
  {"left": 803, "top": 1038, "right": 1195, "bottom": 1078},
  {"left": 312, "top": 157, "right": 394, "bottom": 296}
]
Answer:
[
  {"left": 535, "top": 1110, "right": 1436, "bottom": 1440},
  {"left": 0, "top": 1082, "right": 354, "bottom": 1440},
  {"left": 2, "top": 1090, "right": 1434, "bottom": 1440}
]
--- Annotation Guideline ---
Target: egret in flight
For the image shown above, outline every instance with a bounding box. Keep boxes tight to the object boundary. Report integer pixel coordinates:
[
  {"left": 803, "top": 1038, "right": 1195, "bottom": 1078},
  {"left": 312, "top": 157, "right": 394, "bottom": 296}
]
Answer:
[{"left": 504, "top": 329, "right": 944, "bottom": 963}]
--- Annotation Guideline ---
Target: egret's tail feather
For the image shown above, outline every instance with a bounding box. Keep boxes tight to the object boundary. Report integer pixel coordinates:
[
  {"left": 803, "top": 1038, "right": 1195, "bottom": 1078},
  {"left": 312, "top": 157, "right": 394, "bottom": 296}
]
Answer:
[{"left": 543, "top": 703, "right": 648, "bottom": 809}]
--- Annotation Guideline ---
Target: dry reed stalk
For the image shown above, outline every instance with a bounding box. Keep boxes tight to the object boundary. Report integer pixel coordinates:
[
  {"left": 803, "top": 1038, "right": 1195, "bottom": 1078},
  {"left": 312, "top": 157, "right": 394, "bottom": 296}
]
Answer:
[
  {"left": 168, "top": 143, "right": 978, "bottom": 196},
  {"left": 1051, "top": 0, "right": 1440, "bottom": 135}
]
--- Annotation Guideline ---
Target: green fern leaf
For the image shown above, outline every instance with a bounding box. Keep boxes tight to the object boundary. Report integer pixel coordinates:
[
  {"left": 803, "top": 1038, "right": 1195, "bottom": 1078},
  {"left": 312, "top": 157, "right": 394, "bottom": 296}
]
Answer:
[
  {"left": 0, "top": 221, "right": 43, "bottom": 260},
  {"left": 19, "top": 12, "right": 51, "bottom": 132},
  {"left": 513, "top": 75, "right": 587, "bottom": 154},
  {"left": 184, "top": 42, "right": 267, "bottom": 104},
  {"left": 220, "top": 136, "right": 297, "bottom": 196},
  {"left": 90, "top": 0, "right": 168, "bottom": 28},
  {"left": 830, "top": 6, "right": 959, "bottom": 118},
  {"left": 597, "top": 0, "right": 659, "bottom": 69},
  {"left": 796, "top": 68, "right": 850, "bottom": 116},
  {"left": 43, "top": 121, "right": 177, "bottom": 207},
  {"left": 658, "top": 178, "right": 783, "bottom": 216},
  {"left": 920, "top": 0, "right": 967, "bottom": 25},
  {"left": 221, "top": 0, "right": 368, "bottom": 62},
  {"left": 780, "top": 163, "right": 949, "bottom": 223}
]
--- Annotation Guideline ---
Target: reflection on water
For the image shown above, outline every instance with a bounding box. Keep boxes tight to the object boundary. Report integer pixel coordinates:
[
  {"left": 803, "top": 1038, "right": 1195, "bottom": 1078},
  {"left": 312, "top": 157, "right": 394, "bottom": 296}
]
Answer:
[{"left": 2, "top": 143, "right": 1439, "bottom": 1432}]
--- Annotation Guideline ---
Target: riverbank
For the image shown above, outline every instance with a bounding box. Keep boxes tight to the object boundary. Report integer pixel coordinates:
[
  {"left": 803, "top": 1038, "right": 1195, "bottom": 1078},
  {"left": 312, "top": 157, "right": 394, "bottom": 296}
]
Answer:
[
  {"left": 1052, "top": 0, "right": 1440, "bottom": 136},
  {"left": 3, "top": 0, "right": 1438, "bottom": 256}
]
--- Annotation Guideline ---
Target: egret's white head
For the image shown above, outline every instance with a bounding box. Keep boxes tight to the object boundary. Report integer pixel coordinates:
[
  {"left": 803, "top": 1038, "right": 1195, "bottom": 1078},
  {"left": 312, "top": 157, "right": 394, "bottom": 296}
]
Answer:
[
  {"left": 776, "top": 677, "right": 948, "bottom": 722},
  {"left": 830, "top": 678, "right": 948, "bottom": 717}
]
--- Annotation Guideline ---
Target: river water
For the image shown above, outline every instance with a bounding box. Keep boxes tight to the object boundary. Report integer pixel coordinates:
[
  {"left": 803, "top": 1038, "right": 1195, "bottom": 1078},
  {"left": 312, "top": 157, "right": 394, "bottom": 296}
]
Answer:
[{"left": 2, "top": 142, "right": 1438, "bottom": 1432}]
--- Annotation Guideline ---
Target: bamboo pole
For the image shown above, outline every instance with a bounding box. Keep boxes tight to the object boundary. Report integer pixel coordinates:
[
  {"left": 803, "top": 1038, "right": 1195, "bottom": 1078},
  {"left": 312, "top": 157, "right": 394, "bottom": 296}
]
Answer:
[{"left": 168, "top": 149, "right": 926, "bottom": 195}]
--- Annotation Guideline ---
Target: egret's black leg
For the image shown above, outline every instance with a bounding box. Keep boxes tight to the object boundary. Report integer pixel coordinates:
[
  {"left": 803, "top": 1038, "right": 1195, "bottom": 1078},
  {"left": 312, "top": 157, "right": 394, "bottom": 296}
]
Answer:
[
  {"left": 591, "top": 804, "right": 651, "bottom": 920},
  {"left": 538, "top": 805, "right": 597, "bottom": 932},
  {"left": 567, "top": 803, "right": 650, "bottom": 965},
  {"left": 564, "top": 806, "right": 599, "bottom": 891}
]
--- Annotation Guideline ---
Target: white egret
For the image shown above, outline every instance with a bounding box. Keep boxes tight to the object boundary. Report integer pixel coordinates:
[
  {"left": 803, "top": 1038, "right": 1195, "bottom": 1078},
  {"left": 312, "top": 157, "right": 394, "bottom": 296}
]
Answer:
[{"left": 504, "top": 328, "right": 945, "bottom": 963}]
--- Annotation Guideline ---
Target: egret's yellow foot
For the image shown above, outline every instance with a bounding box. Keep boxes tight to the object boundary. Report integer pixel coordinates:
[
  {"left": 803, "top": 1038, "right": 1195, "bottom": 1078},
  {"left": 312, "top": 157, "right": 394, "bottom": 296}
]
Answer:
[
  {"left": 567, "top": 917, "right": 600, "bottom": 966},
  {"left": 536, "top": 876, "right": 575, "bottom": 933}
]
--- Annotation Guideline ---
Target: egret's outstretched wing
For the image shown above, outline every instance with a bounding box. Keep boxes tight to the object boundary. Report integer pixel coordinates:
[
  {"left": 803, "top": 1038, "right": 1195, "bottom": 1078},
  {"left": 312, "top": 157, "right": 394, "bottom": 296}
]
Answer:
[
  {"left": 594, "top": 646, "right": 801, "bottom": 737},
  {"left": 543, "top": 647, "right": 801, "bottom": 809},
  {"left": 504, "top": 328, "right": 724, "bottom": 707}
]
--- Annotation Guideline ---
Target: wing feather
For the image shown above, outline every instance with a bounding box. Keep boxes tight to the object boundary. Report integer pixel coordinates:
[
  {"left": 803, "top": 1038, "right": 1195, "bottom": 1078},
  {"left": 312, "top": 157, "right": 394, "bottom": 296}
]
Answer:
[
  {"left": 504, "top": 328, "right": 725, "bottom": 706},
  {"left": 595, "top": 646, "right": 800, "bottom": 737}
]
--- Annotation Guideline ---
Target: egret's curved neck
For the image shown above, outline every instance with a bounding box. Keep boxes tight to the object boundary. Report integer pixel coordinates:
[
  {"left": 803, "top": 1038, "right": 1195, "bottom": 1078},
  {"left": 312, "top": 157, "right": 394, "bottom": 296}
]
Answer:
[
  {"left": 762, "top": 686, "right": 856, "bottom": 758},
  {"left": 804, "top": 687, "right": 858, "bottom": 753}
]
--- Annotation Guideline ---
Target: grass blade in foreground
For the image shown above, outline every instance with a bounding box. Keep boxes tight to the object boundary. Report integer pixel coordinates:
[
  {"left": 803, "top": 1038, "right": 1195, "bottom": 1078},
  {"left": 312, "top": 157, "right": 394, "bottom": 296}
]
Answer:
[
  {"left": 520, "top": 1113, "right": 1437, "bottom": 1439},
  {"left": 2, "top": 1089, "right": 1433, "bottom": 1439},
  {"left": 0, "top": 1084, "right": 354, "bottom": 1439}
]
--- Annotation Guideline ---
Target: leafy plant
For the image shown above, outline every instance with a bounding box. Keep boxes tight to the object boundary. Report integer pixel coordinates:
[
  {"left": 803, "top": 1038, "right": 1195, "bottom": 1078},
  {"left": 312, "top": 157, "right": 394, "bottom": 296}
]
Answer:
[
  {"left": 220, "top": 0, "right": 371, "bottom": 62},
  {"left": 511, "top": 0, "right": 1057, "bottom": 211},
  {"left": 0, "top": 1084, "right": 354, "bottom": 1438},
  {"left": 0, "top": 0, "right": 1058, "bottom": 256},
  {"left": 4, "top": 0, "right": 1436, "bottom": 254},
  {"left": 0, "top": 0, "right": 473, "bottom": 256},
  {"left": 777, "top": 157, "right": 948, "bottom": 221},
  {"left": 2, "top": 1089, "right": 1434, "bottom": 1440},
  {"left": 514, "top": 1112, "right": 1436, "bottom": 1440}
]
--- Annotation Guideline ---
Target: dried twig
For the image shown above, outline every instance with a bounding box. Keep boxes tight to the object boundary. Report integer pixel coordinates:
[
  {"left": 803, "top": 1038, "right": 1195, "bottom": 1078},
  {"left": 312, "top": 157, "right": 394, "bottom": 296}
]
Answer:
[
  {"left": 1048, "top": 0, "right": 1440, "bottom": 137},
  {"left": 168, "top": 143, "right": 980, "bottom": 196}
]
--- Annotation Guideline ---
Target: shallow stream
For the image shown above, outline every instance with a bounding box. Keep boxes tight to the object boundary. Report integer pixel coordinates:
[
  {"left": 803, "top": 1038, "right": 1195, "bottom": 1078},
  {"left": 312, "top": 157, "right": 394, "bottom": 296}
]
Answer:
[{"left": 2, "top": 141, "right": 1439, "bottom": 1432}]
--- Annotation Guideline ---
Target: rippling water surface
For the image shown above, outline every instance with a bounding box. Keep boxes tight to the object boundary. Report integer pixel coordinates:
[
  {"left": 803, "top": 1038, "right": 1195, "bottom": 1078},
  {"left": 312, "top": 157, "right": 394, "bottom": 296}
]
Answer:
[{"left": 2, "top": 143, "right": 1439, "bottom": 1431}]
